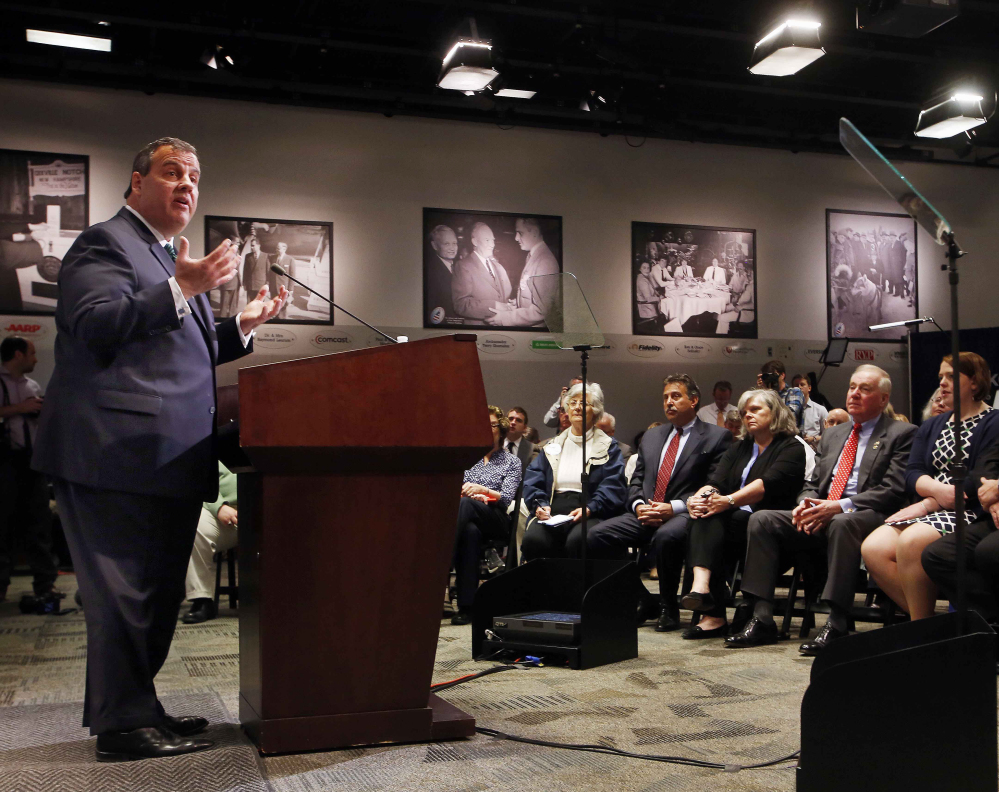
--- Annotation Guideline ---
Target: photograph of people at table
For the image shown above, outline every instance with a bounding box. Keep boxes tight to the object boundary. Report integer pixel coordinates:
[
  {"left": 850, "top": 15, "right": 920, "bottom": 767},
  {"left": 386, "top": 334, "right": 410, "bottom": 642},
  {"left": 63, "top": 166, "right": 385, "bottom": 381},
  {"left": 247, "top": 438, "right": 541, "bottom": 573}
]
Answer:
[{"left": 631, "top": 221, "right": 757, "bottom": 338}]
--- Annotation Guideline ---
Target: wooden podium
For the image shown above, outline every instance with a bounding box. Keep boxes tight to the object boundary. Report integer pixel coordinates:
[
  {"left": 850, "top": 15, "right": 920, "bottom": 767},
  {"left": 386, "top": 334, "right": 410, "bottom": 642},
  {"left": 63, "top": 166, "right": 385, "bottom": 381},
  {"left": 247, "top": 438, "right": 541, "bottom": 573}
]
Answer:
[{"left": 233, "top": 335, "right": 491, "bottom": 754}]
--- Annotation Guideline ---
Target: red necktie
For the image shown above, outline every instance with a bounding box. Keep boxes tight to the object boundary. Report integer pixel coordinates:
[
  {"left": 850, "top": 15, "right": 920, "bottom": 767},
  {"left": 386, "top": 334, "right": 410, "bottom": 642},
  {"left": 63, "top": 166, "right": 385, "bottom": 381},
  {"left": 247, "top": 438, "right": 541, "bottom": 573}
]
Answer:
[
  {"left": 653, "top": 430, "right": 682, "bottom": 502},
  {"left": 827, "top": 423, "right": 862, "bottom": 501}
]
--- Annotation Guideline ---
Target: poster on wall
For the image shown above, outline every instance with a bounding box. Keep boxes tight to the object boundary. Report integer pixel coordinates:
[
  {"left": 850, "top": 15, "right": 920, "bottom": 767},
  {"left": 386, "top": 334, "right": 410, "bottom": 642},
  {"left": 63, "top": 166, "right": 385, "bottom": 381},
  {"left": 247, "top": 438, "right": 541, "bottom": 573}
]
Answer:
[
  {"left": 631, "top": 221, "right": 757, "bottom": 338},
  {"left": 0, "top": 148, "right": 89, "bottom": 315},
  {"left": 205, "top": 215, "right": 332, "bottom": 323},
  {"left": 423, "top": 208, "right": 562, "bottom": 331},
  {"left": 826, "top": 209, "right": 918, "bottom": 342}
]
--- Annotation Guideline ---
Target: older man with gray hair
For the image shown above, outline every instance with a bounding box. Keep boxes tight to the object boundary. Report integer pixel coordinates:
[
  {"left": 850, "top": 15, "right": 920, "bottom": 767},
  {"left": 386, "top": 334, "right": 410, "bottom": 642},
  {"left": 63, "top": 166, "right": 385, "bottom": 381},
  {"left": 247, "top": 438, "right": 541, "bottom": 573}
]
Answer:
[
  {"left": 485, "top": 217, "right": 559, "bottom": 328},
  {"left": 451, "top": 221, "right": 512, "bottom": 320},
  {"left": 727, "top": 364, "right": 916, "bottom": 653},
  {"left": 426, "top": 223, "right": 458, "bottom": 323}
]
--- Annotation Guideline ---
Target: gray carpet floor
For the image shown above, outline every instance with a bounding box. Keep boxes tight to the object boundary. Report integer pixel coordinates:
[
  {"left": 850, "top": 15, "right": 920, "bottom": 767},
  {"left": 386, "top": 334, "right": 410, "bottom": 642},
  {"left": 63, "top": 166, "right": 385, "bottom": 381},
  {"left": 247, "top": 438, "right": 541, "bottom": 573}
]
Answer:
[{"left": 0, "top": 572, "right": 882, "bottom": 791}]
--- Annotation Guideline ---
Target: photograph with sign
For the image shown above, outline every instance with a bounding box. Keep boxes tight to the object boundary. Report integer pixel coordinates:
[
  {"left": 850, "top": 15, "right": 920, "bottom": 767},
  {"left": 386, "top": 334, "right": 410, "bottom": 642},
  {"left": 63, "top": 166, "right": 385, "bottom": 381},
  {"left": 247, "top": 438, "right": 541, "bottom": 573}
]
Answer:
[
  {"left": 826, "top": 209, "right": 918, "bottom": 342},
  {"left": 631, "top": 221, "right": 757, "bottom": 338},
  {"left": 0, "top": 148, "right": 89, "bottom": 315},
  {"left": 423, "top": 208, "right": 562, "bottom": 331},
  {"left": 205, "top": 215, "right": 332, "bottom": 324}
]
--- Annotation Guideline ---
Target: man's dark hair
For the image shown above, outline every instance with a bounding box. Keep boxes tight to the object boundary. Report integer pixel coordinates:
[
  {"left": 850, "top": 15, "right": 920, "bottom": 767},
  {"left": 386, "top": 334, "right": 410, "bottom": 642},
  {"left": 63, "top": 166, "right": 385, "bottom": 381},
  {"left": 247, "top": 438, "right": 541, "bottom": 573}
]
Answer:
[
  {"left": 124, "top": 137, "right": 198, "bottom": 199},
  {"left": 791, "top": 373, "right": 807, "bottom": 386},
  {"left": 0, "top": 336, "right": 28, "bottom": 363},
  {"left": 761, "top": 359, "right": 786, "bottom": 377},
  {"left": 509, "top": 406, "right": 529, "bottom": 424},
  {"left": 713, "top": 380, "right": 732, "bottom": 393},
  {"left": 663, "top": 373, "right": 700, "bottom": 407}
]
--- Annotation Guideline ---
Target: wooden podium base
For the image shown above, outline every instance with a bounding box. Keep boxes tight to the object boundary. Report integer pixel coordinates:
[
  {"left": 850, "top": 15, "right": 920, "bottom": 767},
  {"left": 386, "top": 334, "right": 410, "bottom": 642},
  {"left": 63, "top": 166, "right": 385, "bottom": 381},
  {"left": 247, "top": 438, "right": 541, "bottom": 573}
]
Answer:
[{"left": 240, "top": 693, "right": 476, "bottom": 755}]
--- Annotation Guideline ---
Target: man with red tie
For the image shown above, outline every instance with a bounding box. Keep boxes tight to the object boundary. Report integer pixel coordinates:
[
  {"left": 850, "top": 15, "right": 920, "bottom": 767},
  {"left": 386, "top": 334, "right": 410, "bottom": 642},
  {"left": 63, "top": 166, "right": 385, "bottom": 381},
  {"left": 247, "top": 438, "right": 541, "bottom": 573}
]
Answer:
[
  {"left": 585, "top": 374, "right": 732, "bottom": 631},
  {"left": 728, "top": 365, "right": 916, "bottom": 653}
]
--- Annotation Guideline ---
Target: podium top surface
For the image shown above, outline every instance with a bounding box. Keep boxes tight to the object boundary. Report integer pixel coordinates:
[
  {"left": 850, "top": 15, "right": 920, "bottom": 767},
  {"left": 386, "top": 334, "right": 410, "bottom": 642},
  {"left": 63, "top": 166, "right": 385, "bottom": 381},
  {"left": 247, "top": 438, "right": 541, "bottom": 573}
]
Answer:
[{"left": 237, "top": 334, "right": 492, "bottom": 457}]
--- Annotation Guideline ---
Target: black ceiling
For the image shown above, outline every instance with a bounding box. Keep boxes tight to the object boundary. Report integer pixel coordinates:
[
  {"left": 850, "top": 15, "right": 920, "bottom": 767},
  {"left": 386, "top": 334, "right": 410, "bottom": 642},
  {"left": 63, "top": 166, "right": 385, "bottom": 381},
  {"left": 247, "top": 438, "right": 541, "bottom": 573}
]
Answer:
[{"left": 3, "top": 1, "right": 999, "bottom": 166}]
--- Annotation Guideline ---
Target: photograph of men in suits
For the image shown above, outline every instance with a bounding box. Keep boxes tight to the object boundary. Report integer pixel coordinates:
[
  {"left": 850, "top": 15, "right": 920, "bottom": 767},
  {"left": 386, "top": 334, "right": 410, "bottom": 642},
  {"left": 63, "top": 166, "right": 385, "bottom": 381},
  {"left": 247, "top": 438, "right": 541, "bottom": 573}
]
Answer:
[
  {"left": 33, "top": 137, "right": 287, "bottom": 761},
  {"left": 425, "top": 223, "right": 458, "bottom": 324},
  {"left": 242, "top": 236, "right": 268, "bottom": 307},
  {"left": 267, "top": 241, "right": 296, "bottom": 319},
  {"left": 451, "top": 222, "right": 512, "bottom": 320},
  {"left": 485, "top": 218, "right": 559, "bottom": 328},
  {"left": 217, "top": 234, "right": 242, "bottom": 317},
  {"left": 583, "top": 374, "right": 732, "bottom": 631}
]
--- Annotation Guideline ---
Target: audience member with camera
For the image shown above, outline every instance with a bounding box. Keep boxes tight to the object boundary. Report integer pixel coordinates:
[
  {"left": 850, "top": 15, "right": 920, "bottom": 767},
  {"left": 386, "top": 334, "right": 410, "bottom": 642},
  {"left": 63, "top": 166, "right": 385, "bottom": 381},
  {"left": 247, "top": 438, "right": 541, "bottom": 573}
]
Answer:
[
  {"left": 451, "top": 406, "right": 523, "bottom": 625},
  {"left": 680, "top": 390, "right": 805, "bottom": 639},
  {"left": 521, "top": 383, "right": 625, "bottom": 562},
  {"left": 727, "top": 365, "right": 915, "bottom": 653},
  {"left": 0, "top": 336, "right": 57, "bottom": 604},
  {"left": 759, "top": 359, "right": 805, "bottom": 431},
  {"left": 862, "top": 353, "right": 997, "bottom": 620}
]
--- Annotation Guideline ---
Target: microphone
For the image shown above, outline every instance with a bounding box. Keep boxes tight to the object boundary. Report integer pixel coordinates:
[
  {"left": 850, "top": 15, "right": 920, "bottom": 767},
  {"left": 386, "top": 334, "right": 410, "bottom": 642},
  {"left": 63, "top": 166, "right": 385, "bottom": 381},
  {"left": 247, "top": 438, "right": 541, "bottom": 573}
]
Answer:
[
  {"left": 868, "top": 316, "right": 942, "bottom": 332},
  {"left": 269, "top": 263, "right": 400, "bottom": 344}
]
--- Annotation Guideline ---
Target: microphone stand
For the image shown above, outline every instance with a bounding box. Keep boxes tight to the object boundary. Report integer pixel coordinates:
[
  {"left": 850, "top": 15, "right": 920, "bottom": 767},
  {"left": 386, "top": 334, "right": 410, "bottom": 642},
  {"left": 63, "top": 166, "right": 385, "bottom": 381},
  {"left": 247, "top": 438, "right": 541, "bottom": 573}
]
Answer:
[
  {"left": 269, "top": 264, "right": 399, "bottom": 344},
  {"left": 573, "top": 345, "right": 592, "bottom": 593}
]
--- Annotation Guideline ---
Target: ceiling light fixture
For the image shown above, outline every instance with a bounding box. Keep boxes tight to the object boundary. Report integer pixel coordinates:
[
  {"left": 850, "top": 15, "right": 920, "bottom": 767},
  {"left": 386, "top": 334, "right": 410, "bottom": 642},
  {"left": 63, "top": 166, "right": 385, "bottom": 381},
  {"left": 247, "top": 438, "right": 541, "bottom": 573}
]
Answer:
[
  {"left": 438, "top": 40, "right": 498, "bottom": 92},
  {"left": 748, "top": 19, "right": 824, "bottom": 76},
  {"left": 494, "top": 88, "right": 536, "bottom": 99},
  {"left": 914, "top": 92, "right": 990, "bottom": 138},
  {"left": 201, "top": 45, "right": 234, "bottom": 70},
  {"left": 26, "top": 28, "right": 111, "bottom": 52}
]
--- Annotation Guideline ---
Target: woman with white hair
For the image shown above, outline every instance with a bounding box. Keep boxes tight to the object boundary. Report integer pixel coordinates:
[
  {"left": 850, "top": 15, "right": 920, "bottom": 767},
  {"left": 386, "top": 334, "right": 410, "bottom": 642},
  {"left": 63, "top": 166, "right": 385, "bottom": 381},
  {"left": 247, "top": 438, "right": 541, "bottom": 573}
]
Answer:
[{"left": 521, "top": 382, "right": 626, "bottom": 560}]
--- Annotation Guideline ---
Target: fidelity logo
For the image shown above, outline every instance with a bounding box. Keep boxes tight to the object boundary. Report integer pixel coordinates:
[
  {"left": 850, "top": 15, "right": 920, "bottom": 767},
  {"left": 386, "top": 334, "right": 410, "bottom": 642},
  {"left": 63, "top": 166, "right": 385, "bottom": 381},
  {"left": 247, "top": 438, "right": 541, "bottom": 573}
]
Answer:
[
  {"left": 254, "top": 328, "right": 298, "bottom": 350},
  {"left": 310, "top": 331, "right": 353, "bottom": 350},
  {"left": 477, "top": 335, "right": 516, "bottom": 354},
  {"left": 2, "top": 322, "right": 46, "bottom": 338},
  {"left": 627, "top": 340, "right": 664, "bottom": 358}
]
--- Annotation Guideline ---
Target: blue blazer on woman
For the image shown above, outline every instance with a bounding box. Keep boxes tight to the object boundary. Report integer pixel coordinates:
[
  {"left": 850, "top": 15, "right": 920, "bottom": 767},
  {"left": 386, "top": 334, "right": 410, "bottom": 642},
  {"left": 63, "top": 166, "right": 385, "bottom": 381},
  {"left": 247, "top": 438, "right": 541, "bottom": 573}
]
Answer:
[{"left": 522, "top": 431, "right": 627, "bottom": 518}]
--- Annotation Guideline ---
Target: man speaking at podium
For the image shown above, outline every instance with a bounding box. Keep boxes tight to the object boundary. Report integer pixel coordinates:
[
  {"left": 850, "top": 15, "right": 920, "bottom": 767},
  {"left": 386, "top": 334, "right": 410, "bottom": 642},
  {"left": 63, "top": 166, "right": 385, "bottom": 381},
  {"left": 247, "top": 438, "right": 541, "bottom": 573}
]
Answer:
[{"left": 33, "top": 137, "right": 287, "bottom": 761}]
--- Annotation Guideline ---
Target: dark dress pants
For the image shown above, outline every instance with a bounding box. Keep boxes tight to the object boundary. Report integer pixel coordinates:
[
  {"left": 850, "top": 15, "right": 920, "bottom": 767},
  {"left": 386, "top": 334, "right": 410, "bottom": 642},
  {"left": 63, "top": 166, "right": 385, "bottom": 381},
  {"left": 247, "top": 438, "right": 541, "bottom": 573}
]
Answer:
[
  {"left": 0, "top": 448, "right": 56, "bottom": 593},
  {"left": 922, "top": 518, "right": 999, "bottom": 621},
  {"left": 521, "top": 492, "right": 605, "bottom": 561},
  {"left": 687, "top": 509, "right": 750, "bottom": 618},
  {"left": 53, "top": 478, "right": 202, "bottom": 734},
  {"left": 741, "top": 508, "right": 884, "bottom": 611},
  {"left": 452, "top": 497, "right": 509, "bottom": 611}
]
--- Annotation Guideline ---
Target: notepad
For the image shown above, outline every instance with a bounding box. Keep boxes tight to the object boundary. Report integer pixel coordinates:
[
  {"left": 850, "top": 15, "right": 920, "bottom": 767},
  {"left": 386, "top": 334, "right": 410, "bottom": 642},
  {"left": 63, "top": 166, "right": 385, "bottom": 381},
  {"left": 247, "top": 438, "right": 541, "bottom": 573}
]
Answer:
[{"left": 539, "top": 514, "right": 575, "bottom": 527}]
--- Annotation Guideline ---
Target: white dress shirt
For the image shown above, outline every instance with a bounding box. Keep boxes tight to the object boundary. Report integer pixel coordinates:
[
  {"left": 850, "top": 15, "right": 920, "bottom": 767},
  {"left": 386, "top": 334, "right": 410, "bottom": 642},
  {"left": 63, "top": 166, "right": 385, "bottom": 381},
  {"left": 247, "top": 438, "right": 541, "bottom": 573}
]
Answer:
[
  {"left": 632, "top": 417, "right": 697, "bottom": 516},
  {"left": 697, "top": 402, "right": 730, "bottom": 426},
  {"left": 801, "top": 400, "right": 829, "bottom": 438}
]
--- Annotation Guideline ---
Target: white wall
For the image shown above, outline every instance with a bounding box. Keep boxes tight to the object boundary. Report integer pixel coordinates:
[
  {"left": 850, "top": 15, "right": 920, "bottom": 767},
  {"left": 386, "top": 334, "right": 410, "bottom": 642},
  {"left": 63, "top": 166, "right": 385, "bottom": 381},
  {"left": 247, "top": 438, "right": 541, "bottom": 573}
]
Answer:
[{"left": 3, "top": 79, "right": 997, "bottom": 444}]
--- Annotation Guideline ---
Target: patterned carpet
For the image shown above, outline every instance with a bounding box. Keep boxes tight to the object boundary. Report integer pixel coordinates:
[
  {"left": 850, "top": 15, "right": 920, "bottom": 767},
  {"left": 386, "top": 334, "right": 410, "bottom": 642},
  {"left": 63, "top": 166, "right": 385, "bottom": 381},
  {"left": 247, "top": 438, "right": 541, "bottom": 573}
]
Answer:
[{"left": 0, "top": 573, "right": 827, "bottom": 791}]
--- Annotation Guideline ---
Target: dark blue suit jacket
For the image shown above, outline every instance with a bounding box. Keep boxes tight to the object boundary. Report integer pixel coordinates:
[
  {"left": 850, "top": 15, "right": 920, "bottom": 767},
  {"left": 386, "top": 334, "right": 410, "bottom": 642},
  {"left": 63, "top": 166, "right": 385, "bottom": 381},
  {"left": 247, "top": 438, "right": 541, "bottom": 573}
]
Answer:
[{"left": 33, "top": 207, "right": 252, "bottom": 501}]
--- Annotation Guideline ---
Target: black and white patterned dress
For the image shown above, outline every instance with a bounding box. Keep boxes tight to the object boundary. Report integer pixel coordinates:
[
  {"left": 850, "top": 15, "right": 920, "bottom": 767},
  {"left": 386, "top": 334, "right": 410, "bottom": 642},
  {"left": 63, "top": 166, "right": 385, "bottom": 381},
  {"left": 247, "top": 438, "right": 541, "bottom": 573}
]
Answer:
[{"left": 894, "top": 408, "right": 992, "bottom": 535}]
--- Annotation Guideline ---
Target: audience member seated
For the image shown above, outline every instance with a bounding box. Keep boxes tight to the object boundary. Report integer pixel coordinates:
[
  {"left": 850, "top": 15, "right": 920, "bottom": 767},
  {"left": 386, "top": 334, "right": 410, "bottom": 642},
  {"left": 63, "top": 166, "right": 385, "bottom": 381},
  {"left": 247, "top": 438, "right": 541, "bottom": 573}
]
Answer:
[
  {"left": 760, "top": 359, "right": 805, "bottom": 430},
  {"left": 922, "top": 440, "right": 999, "bottom": 621},
  {"left": 543, "top": 377, "right": 582, "bottom": 429},
  {"left": 451, "top": 406, "right": 523, "bottom": 625},
  {"left": 697, "top": 380, "right": 733, "bottom": 427},
  {"left": 723, "top": 407, "right": 742, "bottom": 437},
  {"left": 504, "top": 406, "right": 539, "bottom": 473},
  {"left": 625, "top": 422, "right": 663, "bottom": 484},
  {"left": 525, "top": 425, "right": 541, "bottom": 445},
  {"left": 921, "top": 387, "right": 947, "bottom": 422},
  {"left": 597, "top": 412, "right": 631, "bottom": 458},
  {"left": 182, "top": 461, "right": 238, "bottom": 624},
  {"left": 862, "top": 353, "right": 997, "bottom": 620},
  {"left": 726, "top": 365, "right": 915, "bottom": 653},
  {"left": 582, "top": 374, "right": 731, "bottom": 631},
  {"left": 680, "top": 389, "right": 806, "bottom": 639},
  {"left": 521, "top": 383, "right": 626, "bottom": 561},
  {"left": 825, "top": 408, "right": 850, "bottom": 428},
  {"left": 792, "top": 373, "right": 828, "bottom": 448}
]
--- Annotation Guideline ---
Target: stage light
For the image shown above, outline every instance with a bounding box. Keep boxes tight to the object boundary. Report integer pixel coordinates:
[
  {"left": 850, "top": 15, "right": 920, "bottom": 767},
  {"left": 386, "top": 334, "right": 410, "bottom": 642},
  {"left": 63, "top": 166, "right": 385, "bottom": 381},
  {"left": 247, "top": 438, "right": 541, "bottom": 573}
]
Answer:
[
  {"left": 437, "top": 40, "right": 498, "bottom": 92},
  {"left": 579, "top": 91, "right": 607, "bottom": 112},
  {"left": 201, "top": 45, "right": 235, "bottom": 70},
  {"left": 494, "top": 88, "right": 536, "bottom": 99},
  {"left": 748, "top": 19, "right": 824, "bottom": 76},
  {"left": 26, "top": 29, "right": 111, "bottom": 52},
  {"left": 915, "top": 93, "right": 988, "bottom": 138}
]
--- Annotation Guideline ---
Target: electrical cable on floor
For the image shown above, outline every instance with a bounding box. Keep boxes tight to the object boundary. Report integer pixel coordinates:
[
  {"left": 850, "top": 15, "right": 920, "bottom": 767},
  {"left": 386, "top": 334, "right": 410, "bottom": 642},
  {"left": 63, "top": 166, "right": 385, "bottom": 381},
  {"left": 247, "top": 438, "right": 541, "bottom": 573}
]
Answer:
[{"left": 433, "top": 662, "right": 800, "bottom": 772}]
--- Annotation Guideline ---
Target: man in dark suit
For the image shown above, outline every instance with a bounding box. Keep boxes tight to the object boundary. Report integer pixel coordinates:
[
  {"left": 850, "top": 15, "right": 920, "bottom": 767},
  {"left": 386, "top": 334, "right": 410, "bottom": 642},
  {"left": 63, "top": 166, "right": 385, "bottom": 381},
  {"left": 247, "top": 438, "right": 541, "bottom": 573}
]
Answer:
[
  {"left": 33, "top": 137, "right": 287, "bottom": 761},
  {"left": 505, "top": 406, "right": 539, "bottom": 473},
  {"left": 451, "top": 221, "right": 512, "bottom": 321},
  {"left": 267, "top": 241, "right": 296, "bottom": 319},
  {"left": 426, "top": 223, "right": 458, "bottom": 324},
  {"left": 585, "top": 374, "right": 732, "bottom": 631},
  {"left": 242, "top": 237, "right": 268, "bottom": 306},
  {"left": 727, "top": 364, "right": 916, "bottom": 652},
  {"left": 485, "top": 217, "right": 560, "bottom": 328}
]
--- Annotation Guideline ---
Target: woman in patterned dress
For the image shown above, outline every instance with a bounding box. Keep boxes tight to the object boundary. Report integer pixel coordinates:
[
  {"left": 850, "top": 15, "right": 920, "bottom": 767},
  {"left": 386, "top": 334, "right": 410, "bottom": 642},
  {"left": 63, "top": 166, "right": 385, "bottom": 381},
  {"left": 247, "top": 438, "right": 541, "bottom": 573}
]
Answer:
[{"left": 863, "top": 353, "right": 999, "bottom": 619}]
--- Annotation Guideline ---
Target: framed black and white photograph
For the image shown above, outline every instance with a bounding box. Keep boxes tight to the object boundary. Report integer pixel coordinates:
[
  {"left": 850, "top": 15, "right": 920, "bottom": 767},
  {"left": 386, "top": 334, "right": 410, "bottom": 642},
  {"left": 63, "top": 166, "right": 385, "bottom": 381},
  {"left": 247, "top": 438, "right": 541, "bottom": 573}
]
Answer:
[
  {"left": 826, "top": 209, "right": 918, "bottom": 342},
  {"left": 0, "top": 148, "right": 89, "bottom": 315},
  {"left": 630, "top": 221, "right": 757, "bottom": 338},
  {"left": 205, "top": 215, "right": 332, "bottom": 323},
  {"left": 423, "top": 208, "right": 562, "bottom": 331}
]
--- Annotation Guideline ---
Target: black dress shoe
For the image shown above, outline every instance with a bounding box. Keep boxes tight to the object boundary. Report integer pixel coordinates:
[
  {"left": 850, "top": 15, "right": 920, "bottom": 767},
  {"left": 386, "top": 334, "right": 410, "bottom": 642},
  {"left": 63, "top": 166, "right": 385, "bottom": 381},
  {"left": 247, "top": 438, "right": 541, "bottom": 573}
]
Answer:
[
  {"left": 681, "top": 622, "right": 729, "bottom": 640},
  {"left": 162, "top": 715, "right": 209, "bottom": 737},
  {"left": 181, "top": 599, "right": 218, "bottom": 624},
  {"left": 636, "top": 596, "right": 662, "bottom": 625},
  {"left": 730, "top": 602, "right": 751, "bottom": 635},
  {"left": 450, "top": 609, "right": 472, "bottom": 626},
  {"left": 724, "top": 617, "right": 779, "bottom": 648},
  {"left": 799, "top": 623, "right": 848, "bottom": 656},
  {"left": 95, "top": 726, "right": 213, "bottom": 762},
  {"left": 680, "top": 591, "right": 716, "bottom": 613},
  {"left": 654, "top": 607, "right": 682, "bottom": 632}
]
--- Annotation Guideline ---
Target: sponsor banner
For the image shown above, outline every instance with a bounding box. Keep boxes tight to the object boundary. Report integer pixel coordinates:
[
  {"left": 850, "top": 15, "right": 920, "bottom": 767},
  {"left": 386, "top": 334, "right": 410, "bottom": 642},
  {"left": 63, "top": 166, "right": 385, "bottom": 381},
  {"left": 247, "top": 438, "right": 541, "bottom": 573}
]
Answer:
[
  {"left": 28, "top": 160, "right": 86, "bottom": 198},
  {"left": 309, "top": 330, "right": 354, "bottom": 351},
  {"left": 368, "top": 333, "right": 398, "bottom": 347},
  {"left": 530, "top": 337, "right": 562, "bottom": 355},
  {"left": 627, "top": 339, "right": 665, "bottom": 358},
  {"left": 851, "top": 346, "right": 879, "bottom": 362},
  {"left": 253, "top": 327, "right": 299, "bottom": 350},
  {"left": 589, "top": 340, "right": 616, "bottom": 357},
  {"left": 1, "top": 321, "right": 47, "bottom": 338},
  {"left": 675, "top": 341, "right": 712, "bottom": 360},
  {"left": 476, "top": 334, "right": 516, "bottom": 355},
  {"left": 723, "top": 343, "right": 759, "bottom": 360},
  {"left": 803, "top": 345, "right": 827, "bottom": 363},
  {"left": 889, "top": 348, "right": 908, "bottom": 363}
]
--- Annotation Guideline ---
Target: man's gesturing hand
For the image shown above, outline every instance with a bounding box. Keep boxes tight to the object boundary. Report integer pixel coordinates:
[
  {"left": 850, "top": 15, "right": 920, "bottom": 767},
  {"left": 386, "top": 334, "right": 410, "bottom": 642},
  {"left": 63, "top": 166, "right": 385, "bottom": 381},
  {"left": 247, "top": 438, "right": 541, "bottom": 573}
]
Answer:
[
  {"left": 239, "top": 285, "right": 290, "bottom": 336},
  {"left": 174, "top": 237, "right": 239, "bottom": 299}
]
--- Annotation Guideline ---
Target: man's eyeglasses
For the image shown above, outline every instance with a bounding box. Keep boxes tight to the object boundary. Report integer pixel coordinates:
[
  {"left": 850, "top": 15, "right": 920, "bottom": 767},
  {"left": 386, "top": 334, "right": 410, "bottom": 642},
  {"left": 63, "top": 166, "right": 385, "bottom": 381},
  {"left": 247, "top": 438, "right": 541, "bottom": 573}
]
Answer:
[{"left": 566, "top": 399, "right": 593, "bottom": 409}]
